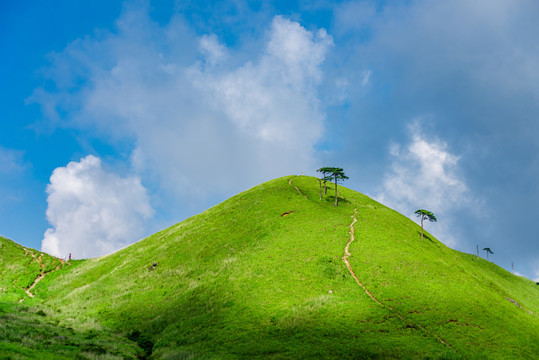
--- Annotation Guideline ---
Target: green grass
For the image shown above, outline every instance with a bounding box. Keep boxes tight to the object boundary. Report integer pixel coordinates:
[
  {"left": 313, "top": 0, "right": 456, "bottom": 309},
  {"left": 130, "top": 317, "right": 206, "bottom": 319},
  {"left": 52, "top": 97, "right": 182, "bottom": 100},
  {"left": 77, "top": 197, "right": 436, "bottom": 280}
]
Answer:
[
  {"left": 1, "top": 176, "right": 538, "bottom": 359},
  {"left": 0, "top": 302, "right": 141, "bottom": 359},
  {"left": 0, "top": 236, "right": 68, "bottom": 303}
]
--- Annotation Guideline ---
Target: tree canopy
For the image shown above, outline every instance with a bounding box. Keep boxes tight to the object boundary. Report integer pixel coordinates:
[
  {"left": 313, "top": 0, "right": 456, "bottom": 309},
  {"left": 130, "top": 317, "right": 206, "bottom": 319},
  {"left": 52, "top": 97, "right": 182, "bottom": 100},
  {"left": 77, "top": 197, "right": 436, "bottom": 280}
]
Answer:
[
  {"left": 318, "top": 167, "right": 349, "bottom": 206},
  {"left": 415, "top": 209, "right": 437, "bottom": 241},
  {"left": 316, "top": 167, "right": 333, "bottom": 198},
  {"left": 483, "top": 247, "right": 494, "bottom": 261}
]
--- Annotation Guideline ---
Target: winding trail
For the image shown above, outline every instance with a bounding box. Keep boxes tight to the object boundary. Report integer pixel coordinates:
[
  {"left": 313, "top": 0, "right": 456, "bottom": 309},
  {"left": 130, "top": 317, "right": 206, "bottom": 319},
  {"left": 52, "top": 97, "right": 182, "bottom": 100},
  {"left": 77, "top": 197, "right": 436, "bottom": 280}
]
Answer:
[
  {"left": 342, "top": 209, "right": 451, "bottom": 347},
  {"left": 18, "top": 251, "right": 67, "bottom": 302},
  {"left": 289, "top": 176, "right": 308, "bottom": 200},
  {"left": 24, "top": 273, "right": 45, "bottom": 298},
  {"left": 287, "top": 176, "right": 451, "bottom": 348},
  {"left": 342, "top": 209, "right": 386, "bottom": 307}
]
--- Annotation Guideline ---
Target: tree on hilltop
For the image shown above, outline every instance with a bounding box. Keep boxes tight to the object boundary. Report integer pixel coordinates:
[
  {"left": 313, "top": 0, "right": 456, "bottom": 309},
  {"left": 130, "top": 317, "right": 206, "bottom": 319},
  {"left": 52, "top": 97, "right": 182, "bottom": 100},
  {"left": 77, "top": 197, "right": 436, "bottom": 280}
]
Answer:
[
  {"left": 316, "top": 167, "right": 333, "bottom": 197},
  {"left": 483, "top": 247, "right": 494, "bottom": 261},
  {"left": 317, "top": 167, "right": 349, "bottom": 206},
  {"left": 414, "top": 209, "right": 437, "bottom": 241},
  {"left": 329, "top": 168, "right": 349, "bottom": 206}
]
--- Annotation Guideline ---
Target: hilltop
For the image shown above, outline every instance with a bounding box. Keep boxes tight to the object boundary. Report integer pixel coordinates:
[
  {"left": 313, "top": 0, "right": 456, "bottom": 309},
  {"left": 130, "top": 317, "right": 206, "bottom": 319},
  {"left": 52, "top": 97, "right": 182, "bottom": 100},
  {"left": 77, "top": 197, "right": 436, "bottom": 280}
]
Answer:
[{"left": 1, "top": 175, "right": 538, "bottom": 359}]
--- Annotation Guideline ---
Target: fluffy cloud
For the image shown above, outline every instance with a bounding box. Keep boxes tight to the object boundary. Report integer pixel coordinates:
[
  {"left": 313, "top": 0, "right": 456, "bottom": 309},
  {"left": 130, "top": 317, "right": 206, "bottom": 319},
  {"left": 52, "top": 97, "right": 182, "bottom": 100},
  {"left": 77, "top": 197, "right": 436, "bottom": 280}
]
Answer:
[
  {"left": 41, "top": 155, "right": 153, "bottom": 259},
  {"left": 31, "top": 8, "right": 332, "bottom": 213},
  {"left": 192, "top": 15, "right": 332, "bottom": 161},
  {"left": 374, "top": 122, "right": 477, "bottom": 246}
]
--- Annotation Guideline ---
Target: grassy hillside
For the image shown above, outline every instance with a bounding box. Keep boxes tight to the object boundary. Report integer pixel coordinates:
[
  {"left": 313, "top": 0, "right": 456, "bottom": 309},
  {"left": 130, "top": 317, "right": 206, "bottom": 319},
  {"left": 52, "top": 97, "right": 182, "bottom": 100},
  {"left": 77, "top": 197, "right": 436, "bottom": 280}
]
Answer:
[
  {"left": 0, "top": 236, "right": 65, "bottom": 302},
  {"left": 0, "top": 237, "right": 142, "bottom": 359},
  {"left": 2, "top": 176, "right": 538, "bottom": 359}
]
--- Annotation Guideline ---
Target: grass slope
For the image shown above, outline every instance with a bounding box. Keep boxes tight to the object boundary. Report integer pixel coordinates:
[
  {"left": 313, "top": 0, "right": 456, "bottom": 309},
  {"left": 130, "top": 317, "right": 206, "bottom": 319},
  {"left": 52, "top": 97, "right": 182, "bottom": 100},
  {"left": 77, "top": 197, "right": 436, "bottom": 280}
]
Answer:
[
  {"left": 2, "top": 176, "right": 538, "bottom": 359},
  {"left": 0, "top": 237, "right": 142, "bottom": 359},
  {"left": 0, "top": 236, "right": 64, "bottom": 302}
]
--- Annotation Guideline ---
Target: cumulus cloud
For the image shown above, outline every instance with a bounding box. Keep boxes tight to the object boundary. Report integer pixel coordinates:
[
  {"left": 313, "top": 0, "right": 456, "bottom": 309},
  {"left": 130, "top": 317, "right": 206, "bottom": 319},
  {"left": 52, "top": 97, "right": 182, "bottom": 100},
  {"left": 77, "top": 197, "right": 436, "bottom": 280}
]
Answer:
[
  {"left": 374, "top": 121, "right": 477, "bottom": 246},
  {"left": 193, "top": 15, "right": 332, "bottom": 153},
  {"left": 41, "top": 155, "right": 153, "bottom": 259},
  {"left": 30, "top": 8, "right": 332, "bottom": 212}
]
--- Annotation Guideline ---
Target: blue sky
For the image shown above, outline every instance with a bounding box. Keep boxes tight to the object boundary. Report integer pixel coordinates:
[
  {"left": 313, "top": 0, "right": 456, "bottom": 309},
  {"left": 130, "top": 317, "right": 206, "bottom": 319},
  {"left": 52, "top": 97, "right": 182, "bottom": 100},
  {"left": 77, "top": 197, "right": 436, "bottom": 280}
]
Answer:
[{"left": 1, "top": 0, "right": 539, "bottom": 281}]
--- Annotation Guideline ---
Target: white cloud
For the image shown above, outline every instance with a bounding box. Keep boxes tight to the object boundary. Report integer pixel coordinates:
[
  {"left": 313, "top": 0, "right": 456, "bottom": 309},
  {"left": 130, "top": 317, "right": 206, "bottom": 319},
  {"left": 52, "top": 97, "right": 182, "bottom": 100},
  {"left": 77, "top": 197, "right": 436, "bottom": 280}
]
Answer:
[
  {"left": 41, "top": 155, "right": 153, "bottom": 259},
  {"left": 374, "top": 121, "right": 477, "bottom": 246},
  {"left": 199, "top": 34, "right": 227, "bottom": 65},
  {"left": 31, "top": 10, "right": 332, "bottom": 209},
  {"left": 193, "top": 16, "right": 332, "bottom": 147}
]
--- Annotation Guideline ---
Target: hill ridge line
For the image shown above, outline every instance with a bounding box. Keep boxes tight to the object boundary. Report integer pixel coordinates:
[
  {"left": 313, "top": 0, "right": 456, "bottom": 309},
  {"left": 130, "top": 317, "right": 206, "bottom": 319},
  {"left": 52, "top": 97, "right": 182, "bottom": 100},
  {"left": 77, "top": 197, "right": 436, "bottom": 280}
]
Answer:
[{"left": 342, "top": 208, "right": 452, "bottom": 348}]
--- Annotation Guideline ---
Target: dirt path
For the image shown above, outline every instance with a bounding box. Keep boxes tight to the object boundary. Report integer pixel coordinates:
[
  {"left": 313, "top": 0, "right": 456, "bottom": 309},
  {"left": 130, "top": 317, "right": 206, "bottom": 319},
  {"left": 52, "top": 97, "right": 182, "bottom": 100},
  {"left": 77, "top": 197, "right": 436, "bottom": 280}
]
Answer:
[
  {"left": 342, "top": 209, "right": 451, "bottom": 347},
  {"left": 289, "top": 176, "right": 308, "bottom": 200},
  {"left": 342, "top": 209, "right": 386, "bottom": 307},
  {"left": 18, "top": 251, "right": 67, "bottom": 302},
  {"left": 287, "top": 176, "right": 450, "bottom": 348},
  {"left": 24, "top": 273, "right": 45, "bottom": 298}
]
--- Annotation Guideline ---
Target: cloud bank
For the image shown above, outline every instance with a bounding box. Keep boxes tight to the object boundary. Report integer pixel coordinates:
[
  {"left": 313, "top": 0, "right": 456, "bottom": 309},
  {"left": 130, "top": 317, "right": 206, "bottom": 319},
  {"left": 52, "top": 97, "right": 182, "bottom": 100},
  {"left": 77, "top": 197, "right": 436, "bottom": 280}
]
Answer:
[
  {"left": 375, "top": 122, "right": 476, "bottom": 247},
  {"left": 41, "top": 155, "right": 152, "bottom": 259},
  {"left": 32, "top": 8, "right": 332, "bottom": 209}
]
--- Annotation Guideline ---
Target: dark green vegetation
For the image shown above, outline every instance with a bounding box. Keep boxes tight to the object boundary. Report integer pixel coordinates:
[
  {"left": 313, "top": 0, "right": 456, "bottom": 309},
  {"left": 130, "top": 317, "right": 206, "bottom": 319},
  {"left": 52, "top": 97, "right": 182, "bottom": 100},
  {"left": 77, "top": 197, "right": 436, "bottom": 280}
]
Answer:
[
  {"left": 1, "top": 176, "right": 538, "bottom": 359},
  {"left": 414, "top": 210, "right": 437, "bottom": 242},
  {"left": 317, "top": 167, "right": 349, "bottom": 206}
]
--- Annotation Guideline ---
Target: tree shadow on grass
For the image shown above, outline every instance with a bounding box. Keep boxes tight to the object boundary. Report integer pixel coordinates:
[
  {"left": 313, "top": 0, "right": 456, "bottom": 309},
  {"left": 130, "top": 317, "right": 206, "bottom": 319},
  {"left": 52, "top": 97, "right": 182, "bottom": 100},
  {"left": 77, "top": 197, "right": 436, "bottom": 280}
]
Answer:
[
  {"left": 324, "top": 196, "right": 351, "bottom": 205},
  {"left": 416, "top": 231, "right": 435, "bottom": 243}
]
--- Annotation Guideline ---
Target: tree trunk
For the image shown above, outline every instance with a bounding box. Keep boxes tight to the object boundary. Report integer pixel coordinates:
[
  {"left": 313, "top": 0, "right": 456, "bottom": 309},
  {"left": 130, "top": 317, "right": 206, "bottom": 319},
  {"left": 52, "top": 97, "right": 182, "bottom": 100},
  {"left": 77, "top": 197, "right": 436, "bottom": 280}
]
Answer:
[
  {"left": 420, "top": 215, "right": 424, "bottom": 241},
  {"left": 334, "top": 175, "right": 338, "bottom": 206}
]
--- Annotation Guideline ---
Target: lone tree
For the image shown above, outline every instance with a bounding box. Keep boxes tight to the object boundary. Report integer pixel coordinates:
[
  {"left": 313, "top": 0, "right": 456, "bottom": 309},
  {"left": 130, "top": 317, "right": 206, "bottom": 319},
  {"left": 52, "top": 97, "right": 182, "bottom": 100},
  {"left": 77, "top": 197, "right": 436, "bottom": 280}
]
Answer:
[
  {"left": 483, "top": 247, "right": 494, "bottom": 261},
  {"left": 316, "top": 167, "right": 333, "bottom": 197},
  {"left": 414, "top": 209, "right": 437, "bottom": 241},
  {"left": 329, "top": 167, "right": 349, "bottom": 206}
]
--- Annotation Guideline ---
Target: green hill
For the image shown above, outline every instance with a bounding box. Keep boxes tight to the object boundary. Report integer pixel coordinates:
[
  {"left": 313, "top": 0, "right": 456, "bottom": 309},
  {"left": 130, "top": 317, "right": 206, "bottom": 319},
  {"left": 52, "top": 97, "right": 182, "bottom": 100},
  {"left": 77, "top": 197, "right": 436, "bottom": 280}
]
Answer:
[{"left": 1, "top": 175, "right": 538, "bottom": 359}]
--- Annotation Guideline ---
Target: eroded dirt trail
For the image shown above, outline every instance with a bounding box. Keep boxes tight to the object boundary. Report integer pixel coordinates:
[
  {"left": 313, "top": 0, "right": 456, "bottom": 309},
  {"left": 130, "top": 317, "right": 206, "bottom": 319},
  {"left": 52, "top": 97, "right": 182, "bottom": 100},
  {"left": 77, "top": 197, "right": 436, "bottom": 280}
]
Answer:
[
  {"left": 289, "top": 176, "right": 308, "bottom": 200},
  {"left": 18, "top": 250, "right": 68, "bottom": 302},
  {"left": 288, "top": 176, "right": 450, "bottom": 347},
  {"left": 342, "top": 209, "right": 386, "bottom": 307},
  {"left": 24, "top": 273, "right": 45, "bottom": 298},
  {"left": 342, "top": 209, "right": 451, "bottom": 347}
]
